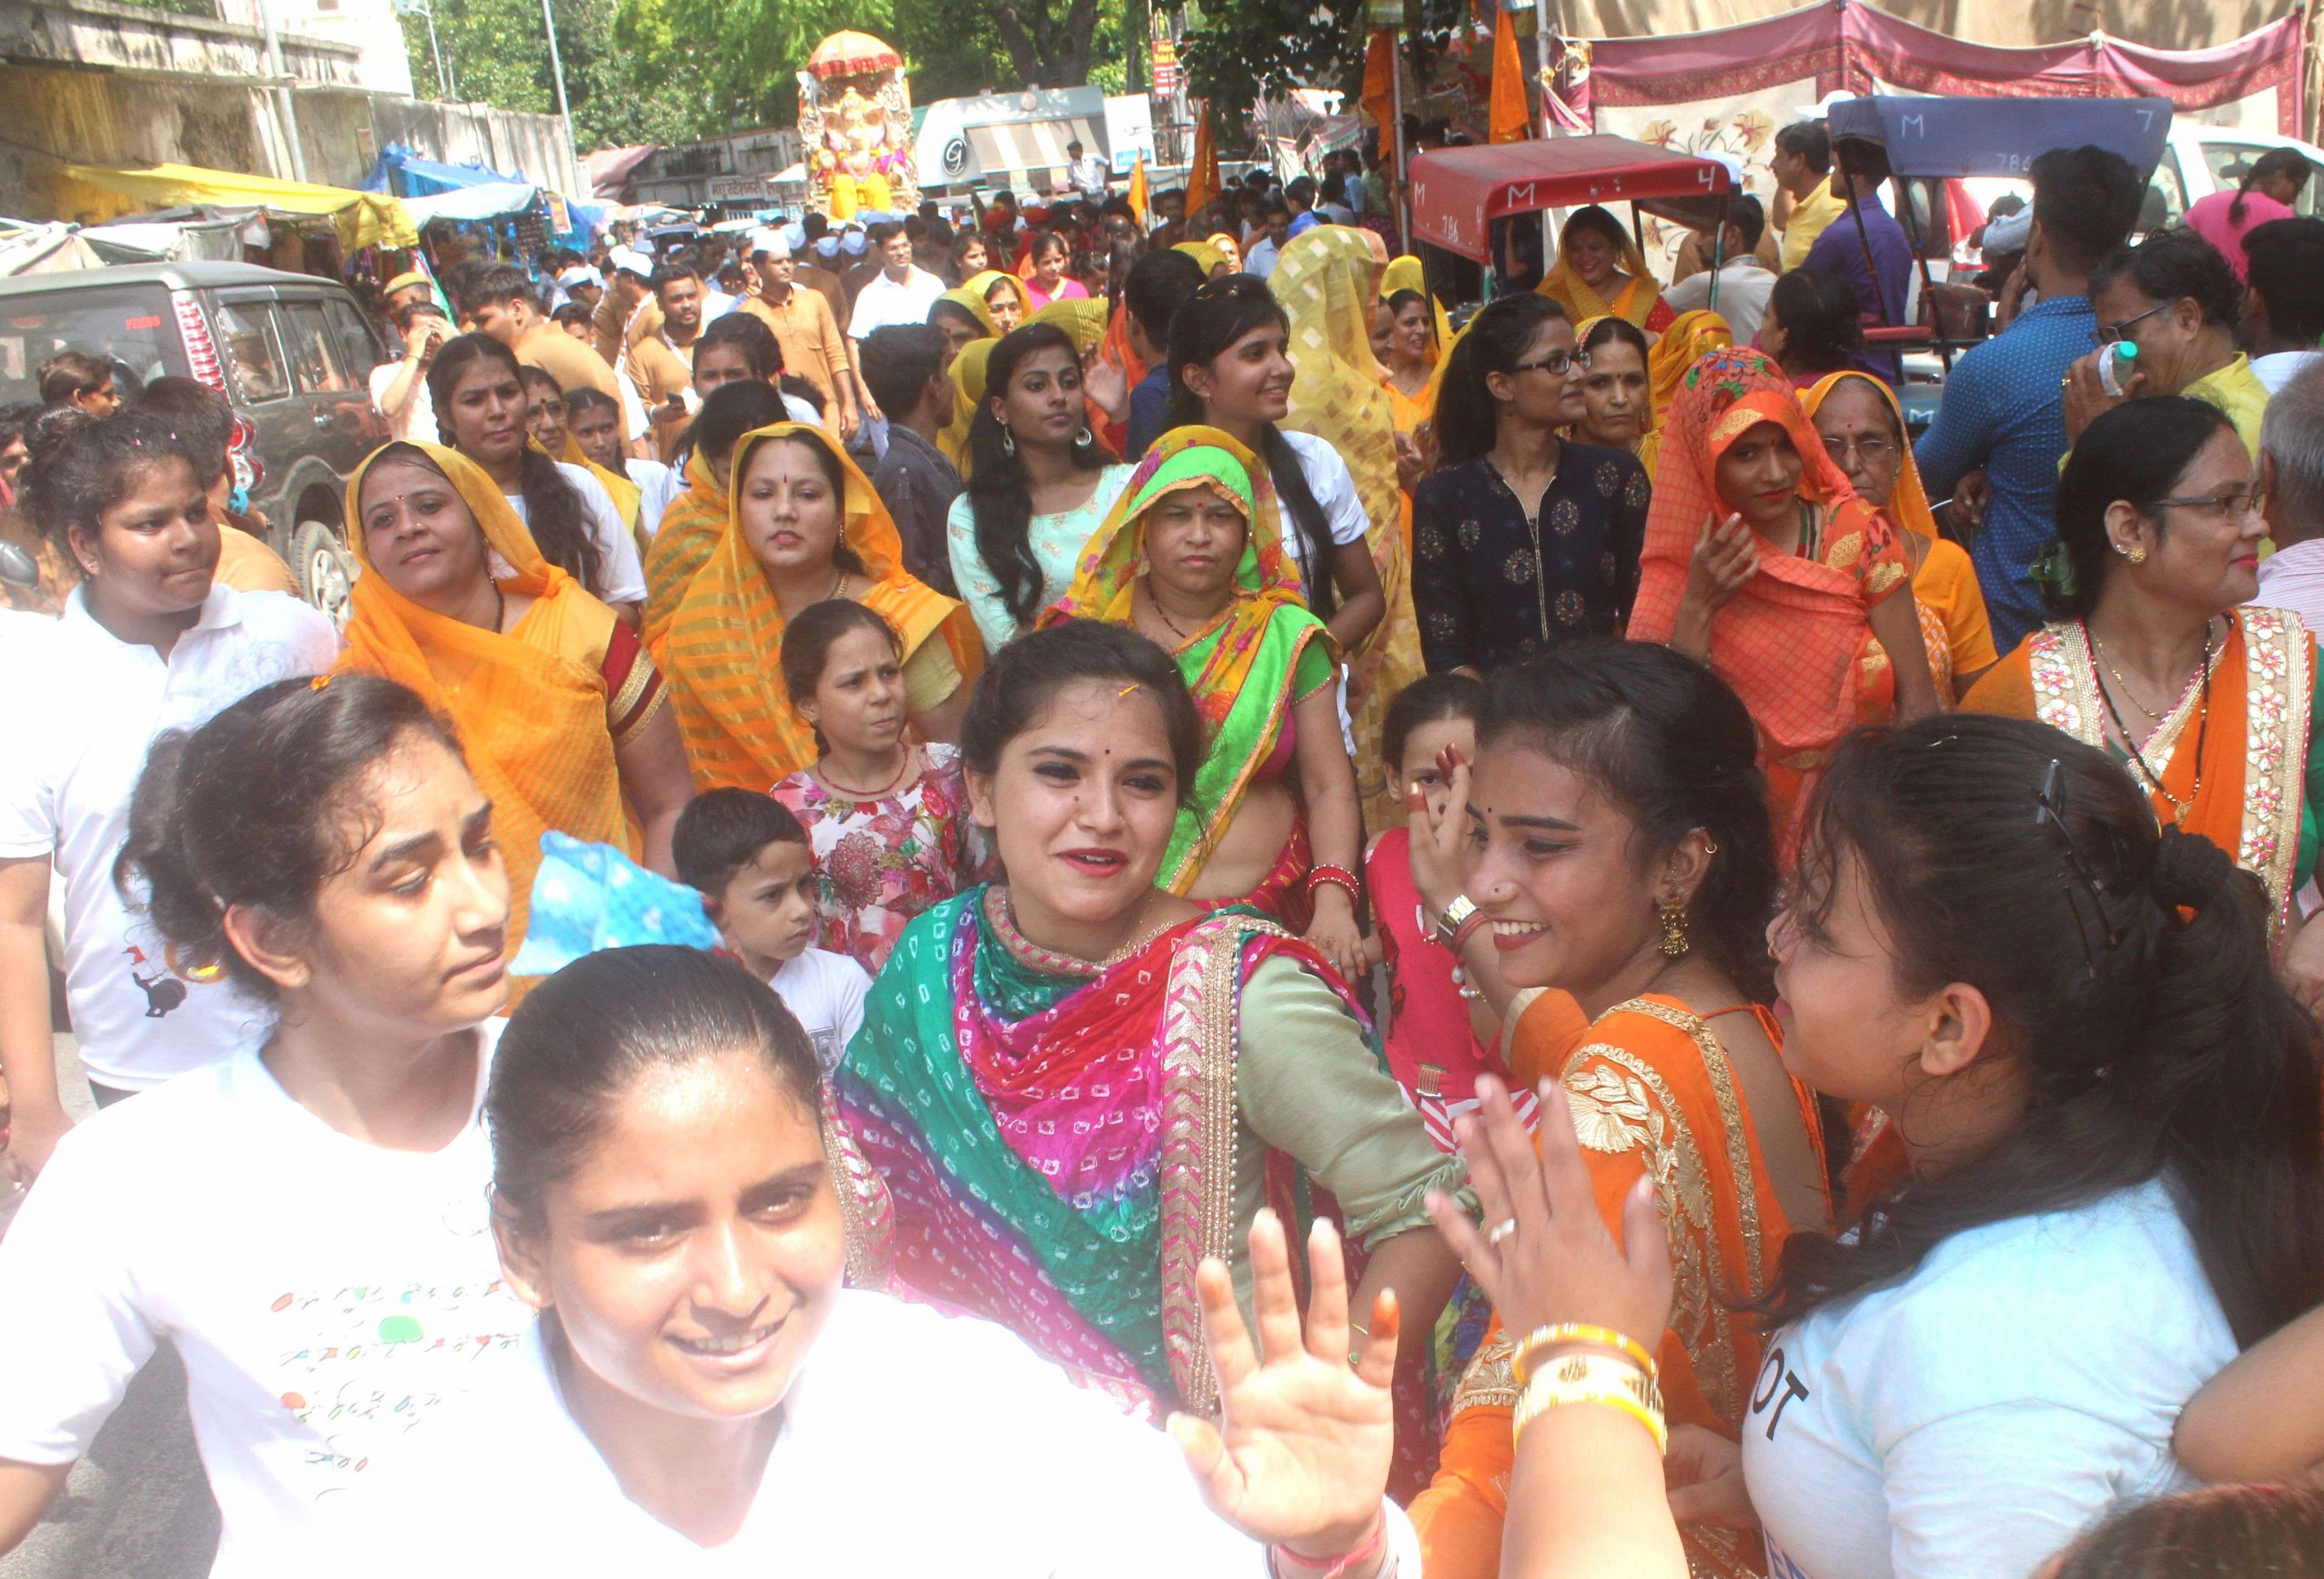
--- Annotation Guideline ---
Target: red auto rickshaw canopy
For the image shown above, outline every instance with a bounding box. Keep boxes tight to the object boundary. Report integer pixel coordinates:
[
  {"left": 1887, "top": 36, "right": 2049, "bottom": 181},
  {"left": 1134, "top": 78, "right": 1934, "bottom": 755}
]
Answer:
[{"left": 1408, "top": 136, "right": 1736, "bottom": 262}]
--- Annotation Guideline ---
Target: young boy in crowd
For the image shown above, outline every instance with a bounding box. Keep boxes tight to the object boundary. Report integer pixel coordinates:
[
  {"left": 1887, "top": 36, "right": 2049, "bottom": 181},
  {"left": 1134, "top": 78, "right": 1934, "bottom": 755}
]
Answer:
[{"left": 671, "top": 789, "right": 871, "bottom": 1072}]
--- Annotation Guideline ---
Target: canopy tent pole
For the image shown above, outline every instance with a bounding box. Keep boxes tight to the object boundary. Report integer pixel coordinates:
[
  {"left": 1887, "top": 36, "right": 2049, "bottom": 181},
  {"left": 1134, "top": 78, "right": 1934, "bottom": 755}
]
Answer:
[{"left": 1707, "top": 192, "right": 1728, "bottom": 313}]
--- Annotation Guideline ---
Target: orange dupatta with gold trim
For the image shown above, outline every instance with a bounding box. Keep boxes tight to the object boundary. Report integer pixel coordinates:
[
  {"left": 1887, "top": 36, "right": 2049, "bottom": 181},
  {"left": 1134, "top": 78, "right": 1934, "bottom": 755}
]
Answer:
[
  {"left": 1961, "top": 607, "right": 2316, "bottom": 932},
  {"left": 335, "top": 441, "right": 635, "bottom": 956},
  {"left": 655, "top": 422, "right": 983, "bottom": 791},
  {"left": 642, "top": 446, "right": 727, "bottom": 650},
  {"left": 1412, "top": 992, "right": 1825, "bottom": 1579}
]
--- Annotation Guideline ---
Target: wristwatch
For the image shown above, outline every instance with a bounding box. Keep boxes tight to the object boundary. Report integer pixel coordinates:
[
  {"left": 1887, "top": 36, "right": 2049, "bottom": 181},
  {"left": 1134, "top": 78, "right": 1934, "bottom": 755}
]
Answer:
[{"left": 1432, "top": 893, "right": 1479, "bottom": 950}]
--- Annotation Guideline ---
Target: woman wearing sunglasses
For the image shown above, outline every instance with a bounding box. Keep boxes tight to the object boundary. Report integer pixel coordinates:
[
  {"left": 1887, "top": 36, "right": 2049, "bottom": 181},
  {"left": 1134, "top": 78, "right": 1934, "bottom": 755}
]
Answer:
[
  {"left": 1409, "top": 295, "right": 1651, "bottom": 677},
  {"left": 1964, "top": 395, "right": 2324, "bottom": 1008},
  {"left": 2063, "top": 230, "right": 2270, "bottom": 461}
]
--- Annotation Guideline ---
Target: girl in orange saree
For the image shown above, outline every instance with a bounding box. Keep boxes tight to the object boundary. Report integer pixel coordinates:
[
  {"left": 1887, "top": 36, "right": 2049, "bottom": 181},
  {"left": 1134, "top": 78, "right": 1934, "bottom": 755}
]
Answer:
[
  {"left": 656, "top": 421, "right": 982, "bottom": 792},
  {"left": 1402, "top": 642, "right": 1828, "bottom": 1579},
  {"left": 336, "top": 441, "right": 695, "bottom": 956},
  {"left": 1961, "top": 396, "right": 2324, "bottom": 988},
  {"left": 1628, "top": 347, "right": 1937, "bottom": 852}
]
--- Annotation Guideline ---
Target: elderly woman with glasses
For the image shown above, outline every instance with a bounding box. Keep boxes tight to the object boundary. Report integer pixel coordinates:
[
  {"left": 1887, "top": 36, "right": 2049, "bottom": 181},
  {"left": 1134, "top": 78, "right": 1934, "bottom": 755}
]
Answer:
[
  {"left": 1965, "top": 395, "right": 2324, "bottom": 1008},
  {"left": 1410, "top": 294, "right": 1651, "bottom": 675}
]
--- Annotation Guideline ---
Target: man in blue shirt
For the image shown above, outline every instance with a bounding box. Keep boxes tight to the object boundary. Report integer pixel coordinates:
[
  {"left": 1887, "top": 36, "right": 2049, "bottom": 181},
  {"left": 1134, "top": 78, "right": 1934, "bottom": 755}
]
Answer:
[
  {"left": 1802, "top": 168, "right": 1913, "bottom": 384},
  {"left": 1120, "top": 248, "right": 1207, "bottom": 461},
  {"left": 1914, "top": 146, "right": 2146, "bottom": 654}
]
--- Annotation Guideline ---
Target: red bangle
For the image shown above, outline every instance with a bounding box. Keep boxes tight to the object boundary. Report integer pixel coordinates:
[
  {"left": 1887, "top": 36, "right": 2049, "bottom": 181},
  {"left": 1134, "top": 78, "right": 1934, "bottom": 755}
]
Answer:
[
  {"left": 1305, "top": 863, "right": 1362, "bottom": 904},
  {"left": 1270, "top": 1509, "right": 1389, "bottom": 1578},
  {"left": 1449, "top": 909, "right": 1489, "bottom": 953}
]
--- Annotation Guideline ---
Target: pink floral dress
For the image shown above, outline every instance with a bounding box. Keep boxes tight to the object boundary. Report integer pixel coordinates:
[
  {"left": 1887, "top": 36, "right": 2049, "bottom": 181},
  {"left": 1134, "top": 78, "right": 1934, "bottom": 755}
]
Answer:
[{"left": 772, "top": 743, "right": 994, "bottom": 977}]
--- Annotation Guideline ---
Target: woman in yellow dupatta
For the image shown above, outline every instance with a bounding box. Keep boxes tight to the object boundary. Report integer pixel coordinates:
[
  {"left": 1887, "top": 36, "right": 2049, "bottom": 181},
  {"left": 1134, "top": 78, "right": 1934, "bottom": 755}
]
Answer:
[
  {"left": 930, "top": 274, "right": 1000, "bottom": 367},
  {"left": 1627, "top": 347, "right": 1937, "bottom": 854},
  {"left": 1802, "top": 370, "right": 1998, "bottom": 703},
  {"left": 1270, "top": 223, "right": 1426, "bottom": 831},
  {"left": 1175, "top": 239, "right": 1229, "bottom": 279},
  {"left": 658, "top": 421, "right": 984, "bottom": 792},
  {"left": 336, "top": 441, "right": 695, "bottom": 956},
  {"left": 938, "top": 338, "right": 997, "bottom": 473},
  {"left": 1963, "top": 395, "right": 2324, "bottom": 966},
  {"left": 1537, "top": 205, "right": 1675, "bottom": 334},
  {"left": 640, "top": 379, "right": 792, "bottom": 649},
  {"left": 1637, "top": 309, "right": 1733, "bottom": 475},
  {"left": 1040, "top": 427, "right": 1365, "bottom": 980},
  {"left": 1379, "top": 255, "right": 1452, "bottom": 439}
]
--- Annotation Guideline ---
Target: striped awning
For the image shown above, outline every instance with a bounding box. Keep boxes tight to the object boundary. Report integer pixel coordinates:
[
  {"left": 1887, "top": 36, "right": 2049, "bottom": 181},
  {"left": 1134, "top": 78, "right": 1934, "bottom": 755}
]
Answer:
[{"left": 965, "top": 115, "right": 1105, "bottom": 188}]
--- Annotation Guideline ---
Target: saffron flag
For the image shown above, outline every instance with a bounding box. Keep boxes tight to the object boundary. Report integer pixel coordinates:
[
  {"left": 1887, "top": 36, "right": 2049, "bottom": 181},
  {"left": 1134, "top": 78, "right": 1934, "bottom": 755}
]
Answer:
[
  {"left": 1363, "top": 30, "right": 1396, "bottom": 160},
  {"left": 1187, "top": 104, "right": 1221, "bottom": 216},
  {"left": 1490, "top": 5, "right": 1530, "bottom": 145},
  {"left": 1129, "top": 154, "right": 1149, "bottom": 223}
]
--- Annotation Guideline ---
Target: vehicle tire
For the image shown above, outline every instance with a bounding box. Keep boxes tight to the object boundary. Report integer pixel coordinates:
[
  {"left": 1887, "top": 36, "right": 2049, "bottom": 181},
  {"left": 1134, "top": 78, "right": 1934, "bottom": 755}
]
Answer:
[{"left": 292, "top": 519, "right": 359, "bottom": 628}]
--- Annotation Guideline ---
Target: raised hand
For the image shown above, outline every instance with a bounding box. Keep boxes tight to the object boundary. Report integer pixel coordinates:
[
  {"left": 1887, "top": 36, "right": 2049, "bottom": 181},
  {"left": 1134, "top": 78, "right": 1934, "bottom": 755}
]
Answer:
[
  {"left": 1428, "top": 1074, "right": 1673, "bottom": 1349},
  {"left": 1167, "top": 1211, "right": 1397, "bottom": 1565},
  {"left": 1405, "top": 746, "right": 1472, "bottom": 917}
]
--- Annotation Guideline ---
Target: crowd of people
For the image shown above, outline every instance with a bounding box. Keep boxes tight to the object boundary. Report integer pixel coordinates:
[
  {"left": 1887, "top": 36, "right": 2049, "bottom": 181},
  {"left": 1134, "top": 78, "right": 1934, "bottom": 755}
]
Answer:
[{"left": 4, "top": 119, "right": 2324, "bottom": 1578}]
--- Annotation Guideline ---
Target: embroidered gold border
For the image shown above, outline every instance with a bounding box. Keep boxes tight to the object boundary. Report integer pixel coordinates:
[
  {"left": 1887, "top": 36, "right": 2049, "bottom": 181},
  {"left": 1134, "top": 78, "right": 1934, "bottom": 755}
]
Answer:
[
  {"left": 609, "top": 675, "right": 667, "bottom": 750},
  {"left": 2236, "top": 607, "right": 2311, "bottom": 933}
]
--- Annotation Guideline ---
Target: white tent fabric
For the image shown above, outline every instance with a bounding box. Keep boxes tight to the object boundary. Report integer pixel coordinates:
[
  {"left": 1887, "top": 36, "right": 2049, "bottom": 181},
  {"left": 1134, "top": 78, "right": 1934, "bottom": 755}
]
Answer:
[{"left": 401, "top": 182, "right": 542, "bottom": 226}]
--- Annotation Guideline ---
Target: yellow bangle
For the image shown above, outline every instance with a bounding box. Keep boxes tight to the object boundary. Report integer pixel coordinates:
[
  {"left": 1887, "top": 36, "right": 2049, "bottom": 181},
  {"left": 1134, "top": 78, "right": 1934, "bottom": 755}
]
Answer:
[
  {"left": 1512, "top": 1351, "right": 1669, "bottom": 1456},
  {"left": 1511, "top": 1322, "right": 1659, "bottom": 1387}
]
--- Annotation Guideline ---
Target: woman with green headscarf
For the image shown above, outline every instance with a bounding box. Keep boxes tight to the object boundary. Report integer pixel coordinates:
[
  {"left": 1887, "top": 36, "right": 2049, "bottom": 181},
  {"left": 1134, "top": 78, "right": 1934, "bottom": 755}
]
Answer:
[{"left": 1043, "top": 426, "right": 1365, "bottom": 981}]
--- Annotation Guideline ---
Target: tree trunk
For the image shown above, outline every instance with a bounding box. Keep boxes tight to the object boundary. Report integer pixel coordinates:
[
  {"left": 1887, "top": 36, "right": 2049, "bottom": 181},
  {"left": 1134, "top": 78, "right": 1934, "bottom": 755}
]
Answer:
[{"left": 988, "top": 0, "right": 1100, "bottom": 85}]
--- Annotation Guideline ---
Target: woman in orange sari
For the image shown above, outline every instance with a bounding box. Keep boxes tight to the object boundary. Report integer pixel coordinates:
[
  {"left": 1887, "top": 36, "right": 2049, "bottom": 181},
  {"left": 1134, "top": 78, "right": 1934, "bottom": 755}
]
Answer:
[
  {"left": 1628, "top": 347, "right": 1937, "bottom": 850},
  {"left": 337, "top": 442, "right": 695, "bottom": 954},
  {"left": 1802, "top": 369, "right": 1998, "bottom": 704},
  {"left": 640, "top": 378, "right": 789, "bottom": 649},
  {"left": 1537, "top": 206, "right": 1675, "bottom": 334},
  {"left": 656, "top": 421, "right": 983, "bottom": 792},
  {"left": 1402, "top": 640, "right": 1828, "bottom": 1579},
  {"left": 1963, "top": 396, "right": 2324, "bottom": 994}
]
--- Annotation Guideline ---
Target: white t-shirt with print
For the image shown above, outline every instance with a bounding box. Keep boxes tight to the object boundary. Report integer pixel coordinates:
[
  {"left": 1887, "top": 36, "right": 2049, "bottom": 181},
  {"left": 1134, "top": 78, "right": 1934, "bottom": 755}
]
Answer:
[
  {"left": 501, "top": 461, "right": 649, "bottom": 606},
  {"left": 347, "top": 1289, "right": 1421, "bottom": 1578},
  {"left": 768, "top": 945, "right": 872, "bottom": 1073},
  {"left": 1742, "top": 1176, "right": 2234, "bottom": 1579},
  {"left": 1272, "top": 428, "right": 1371, "bottom": 597},
  {"left": 0, "top": 1022, "right": 528, "bottom": 1578},
  {"left": 0, "top": 585, "right": 337, "bottom": 1089}
]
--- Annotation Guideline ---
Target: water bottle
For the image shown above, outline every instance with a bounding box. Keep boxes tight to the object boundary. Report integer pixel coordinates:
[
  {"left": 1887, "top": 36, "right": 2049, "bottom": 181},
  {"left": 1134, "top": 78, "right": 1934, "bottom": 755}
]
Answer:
[{"left": 2096, "top": 340, "right": 2138, "bottom": 398}]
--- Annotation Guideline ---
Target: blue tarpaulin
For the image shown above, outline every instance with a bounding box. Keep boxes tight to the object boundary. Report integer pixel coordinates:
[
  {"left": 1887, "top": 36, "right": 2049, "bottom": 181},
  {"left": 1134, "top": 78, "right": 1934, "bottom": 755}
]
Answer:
[{"left": 361, "top": 146, "right": 531, "bottom": 199}]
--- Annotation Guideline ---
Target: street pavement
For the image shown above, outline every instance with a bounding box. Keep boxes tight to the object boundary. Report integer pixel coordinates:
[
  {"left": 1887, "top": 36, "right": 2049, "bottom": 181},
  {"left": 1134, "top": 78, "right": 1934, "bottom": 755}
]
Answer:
[{"left": 0, "top": 1037, "right": 216, "bottom": 1579}]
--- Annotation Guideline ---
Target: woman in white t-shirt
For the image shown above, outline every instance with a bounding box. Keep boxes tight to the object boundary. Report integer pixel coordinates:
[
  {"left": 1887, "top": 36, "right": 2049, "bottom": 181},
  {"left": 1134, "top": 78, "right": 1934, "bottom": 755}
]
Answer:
[
  {"left": 0, "top": 410, "right": 336, "bottom": 1177},
  {"left": 1727, "top": 713, "right": 2324, "bottom": 1579},
  {"left": 347, "top": 942, "right": 1419, "bottom": 1578},
  {"left": 0, "top": 672, "right": 531, "bottom": 1574},
  {"left": 1161, "top": 277, "right": 1384, "bottom": 658},
  {"left": 426, "top": 333, "right": 649, "bottom": 620}
]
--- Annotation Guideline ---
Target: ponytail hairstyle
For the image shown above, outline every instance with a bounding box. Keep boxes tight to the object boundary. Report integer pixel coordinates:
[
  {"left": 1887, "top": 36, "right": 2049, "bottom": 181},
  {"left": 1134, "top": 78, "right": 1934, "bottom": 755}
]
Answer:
[
  {"left": 1434, "top": 294, "right": 1567, "bottom": 470},
  {"left": 114, "top": 674, "right": 465, "bottom": 1005},
  {"left": 1580, "top": 314, "right": 1650, "bottom": 367},
  {"left": 488, "top": 945, "right": 821, "bottom": 1235},
  {"left": 1768, "top": 713, "right": 2324, "bottom": 1346},
  {"left": 1476, "top": 641, "right": 1778, "bottom": 1004},
  {"left": 780, "top": 597, "right": 901, "bottom": 751},
  {"left": 2231, "top": 146, "right": 2314, "bottom": 225},
  {"left": 1163, "top": 275, "right": 1339, "bottom": 622},
  {"left": 965, "top": 322, "right": 1106, "bottom": 629},
  {"left": 2044, "top": 396, "right": 2236, "bottom": 620},
  {"left": 425, "top": 333, "right": 603, "bottom": 597},
  {"left": 1767, "top": 268, "right": 1865, "bottom": 379}
]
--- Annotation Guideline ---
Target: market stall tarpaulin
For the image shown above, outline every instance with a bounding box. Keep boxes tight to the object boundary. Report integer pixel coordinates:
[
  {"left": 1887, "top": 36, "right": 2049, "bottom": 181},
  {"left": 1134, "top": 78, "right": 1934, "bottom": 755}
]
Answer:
[{"left": 51, "top": 163, "right": 417, "bottom": 252}]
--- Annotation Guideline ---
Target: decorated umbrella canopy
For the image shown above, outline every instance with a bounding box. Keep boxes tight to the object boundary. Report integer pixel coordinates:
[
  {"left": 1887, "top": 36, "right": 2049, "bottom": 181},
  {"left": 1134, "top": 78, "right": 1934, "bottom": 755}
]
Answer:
[{"left": 806, "top": 30, "right": 903, "bottom": 77}]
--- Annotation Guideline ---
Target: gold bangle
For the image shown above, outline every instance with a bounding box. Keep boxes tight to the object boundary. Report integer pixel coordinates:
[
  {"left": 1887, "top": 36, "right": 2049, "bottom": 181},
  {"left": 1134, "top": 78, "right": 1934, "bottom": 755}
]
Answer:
[
  {"left": 1511, "top": 1322, "right": 1659, "bottom": 1387},
  {"left": 1512, "top": 1352, "right": 1668, "bottom": 1456}
]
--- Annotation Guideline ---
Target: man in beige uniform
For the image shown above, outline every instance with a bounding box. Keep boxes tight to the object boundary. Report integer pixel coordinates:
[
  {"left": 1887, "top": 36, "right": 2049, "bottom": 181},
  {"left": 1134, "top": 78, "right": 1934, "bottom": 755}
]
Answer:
[
  {"left": 626, "top": 264, "right": 706, "bottom": 459},
  {"left": 591, "top": 247, "right": 663, "bottom": 370},
  {"left": 740, "top": 229, "right": 859, "bottom": 439},
  {"left": 464, "top": 263, "right": 622, "bottom": 401}
]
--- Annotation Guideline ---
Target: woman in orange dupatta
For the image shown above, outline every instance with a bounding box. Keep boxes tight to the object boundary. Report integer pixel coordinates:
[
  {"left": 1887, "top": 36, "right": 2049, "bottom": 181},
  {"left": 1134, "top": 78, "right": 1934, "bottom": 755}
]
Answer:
[
  {"left": 1802, "top": 370, "right": 1999, "bottom": 704},
  {"left": 335, "top": 441, "right": 695, "bottom": 956},
  {"left": 1962, "top": 395, "right": 2324, "bottom": 963},
  {"left": 1627, "top": 347, "right": 1937, "bottom": 852},
  {"left": 657, "top": 421, "right": 983, "bottom": 792},
  {"left": 640, "top": 379, "right": 790, "bottom": 649},
  {"left": 1405, "top": 640, "right": 1828, "bottom": 1579},
  {"left": 1537, "top": 206, "right": 1675, "bottom": 334}
]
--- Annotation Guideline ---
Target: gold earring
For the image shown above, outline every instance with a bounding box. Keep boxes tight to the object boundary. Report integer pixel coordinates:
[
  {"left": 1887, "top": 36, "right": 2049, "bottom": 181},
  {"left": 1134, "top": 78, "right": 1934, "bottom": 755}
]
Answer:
[
  {"left": 2117, "top": 542, "right": 2148, "bottom": 565},
  {"left": 1658, "top": 900, "right": 1690, "bottom": 958}
]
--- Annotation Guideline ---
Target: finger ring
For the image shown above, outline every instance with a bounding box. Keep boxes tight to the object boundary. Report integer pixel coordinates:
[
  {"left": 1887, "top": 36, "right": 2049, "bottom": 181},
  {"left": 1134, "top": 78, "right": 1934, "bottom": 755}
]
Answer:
[{"left": 1487, "top": 1218, "right": 1518, "bottom": 1247}]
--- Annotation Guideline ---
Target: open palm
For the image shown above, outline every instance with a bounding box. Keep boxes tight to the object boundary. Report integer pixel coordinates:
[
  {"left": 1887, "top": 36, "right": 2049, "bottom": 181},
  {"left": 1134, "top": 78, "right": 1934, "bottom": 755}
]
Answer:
[{"left": 1167, "top": 1212, "right": 1397, "bottom": 1563}]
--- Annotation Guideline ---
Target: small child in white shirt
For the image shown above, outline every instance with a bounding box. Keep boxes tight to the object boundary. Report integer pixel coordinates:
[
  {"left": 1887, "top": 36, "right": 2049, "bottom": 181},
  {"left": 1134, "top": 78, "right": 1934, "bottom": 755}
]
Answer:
[{"left": 672, "top": 789, "right": 870, "bottom": 1073}]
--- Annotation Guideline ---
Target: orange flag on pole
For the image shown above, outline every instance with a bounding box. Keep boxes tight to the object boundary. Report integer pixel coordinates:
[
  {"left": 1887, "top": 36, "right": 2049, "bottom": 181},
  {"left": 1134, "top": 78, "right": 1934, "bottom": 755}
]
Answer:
[
  {"left": 1362, "top": 30, "right": 1396, "bottom": 160},
  {"left": 1128, "top": 154, "right": 1149, "bottom": 223},
  {"left": 1489, "top": 4, "right": 1529, "bottom": 145},
  {"left": 1187, "top": 103, "right": 1221, "bottom": 215}
]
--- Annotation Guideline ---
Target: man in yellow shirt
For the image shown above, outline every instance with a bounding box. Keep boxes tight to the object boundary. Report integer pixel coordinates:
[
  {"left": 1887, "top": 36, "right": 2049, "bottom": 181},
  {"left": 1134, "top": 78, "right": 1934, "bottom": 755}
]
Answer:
[
  {"left": 464, "top": 263, "right": 623, "bottom": 402},
  {"left": 1773, "top": 121, "right": 1849, "bottom": 274},
  {"left": 741, "top": 229, "right": 860, "bottom": 438}
]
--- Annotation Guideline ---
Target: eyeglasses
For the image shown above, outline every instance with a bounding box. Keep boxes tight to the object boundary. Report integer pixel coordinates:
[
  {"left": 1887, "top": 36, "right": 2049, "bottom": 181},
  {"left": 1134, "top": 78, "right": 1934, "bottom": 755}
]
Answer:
[
  {"left": 1822, "top": 435, "right": 1897, "bottom": 468},
  {"left": 2088, "top": 303, "right": 2167, "bottom": 350},
  {"left": 1511, "top": 349, "right": 1591, "bottom": 376},
  {"left": 2148, "top": 487, "right": 2268, "bottom": 519}
]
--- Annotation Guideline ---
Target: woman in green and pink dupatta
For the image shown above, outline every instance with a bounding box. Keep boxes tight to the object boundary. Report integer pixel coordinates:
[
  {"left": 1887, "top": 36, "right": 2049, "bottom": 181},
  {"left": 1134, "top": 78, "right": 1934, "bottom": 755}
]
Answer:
[
  {"left": 832, "top": 620, "right": 1470, "bottom": 1419},
  {"left": 1040, "top": 426, "right": 1367, "bottom": 984}
]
